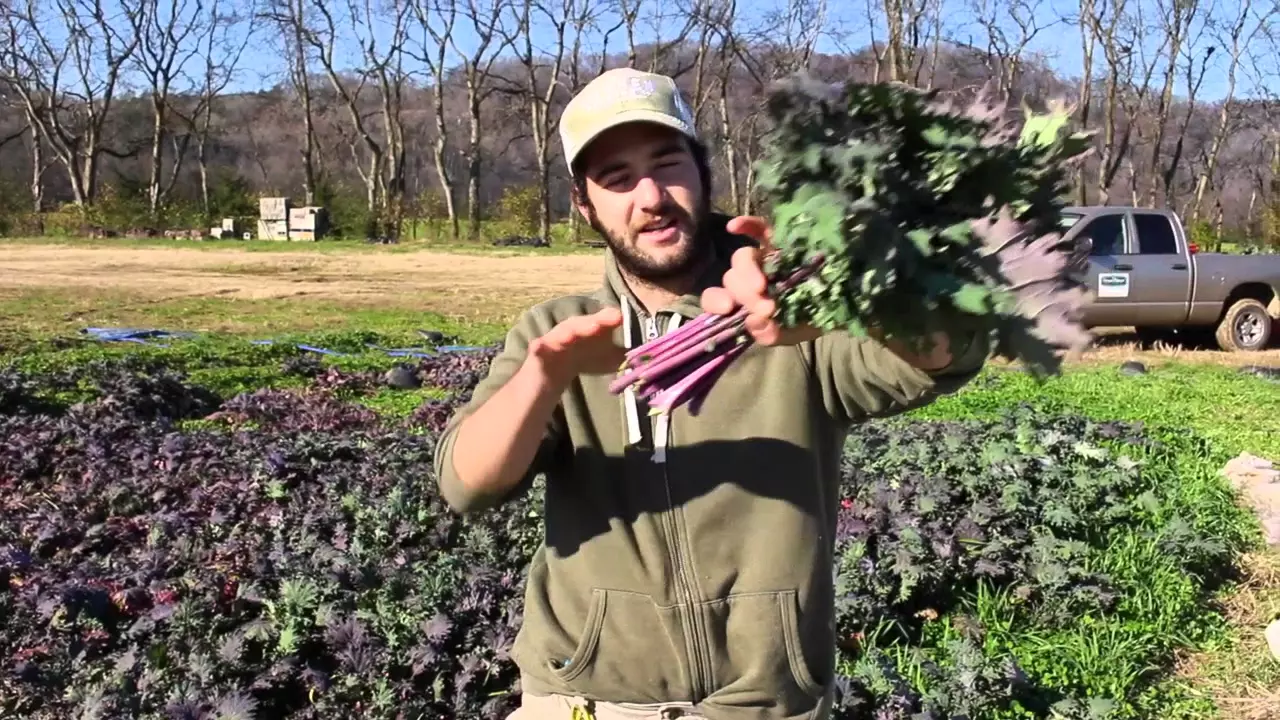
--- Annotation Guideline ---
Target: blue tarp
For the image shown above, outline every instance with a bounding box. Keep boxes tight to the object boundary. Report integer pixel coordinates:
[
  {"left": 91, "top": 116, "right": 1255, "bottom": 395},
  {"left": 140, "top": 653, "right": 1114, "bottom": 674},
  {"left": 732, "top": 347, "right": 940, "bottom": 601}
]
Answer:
[
  {"left": 82, "top": 327, "right": 488, "bottom": 356},
  {"left": 81, "top": 327, "right": 198, "bottom": 348}
]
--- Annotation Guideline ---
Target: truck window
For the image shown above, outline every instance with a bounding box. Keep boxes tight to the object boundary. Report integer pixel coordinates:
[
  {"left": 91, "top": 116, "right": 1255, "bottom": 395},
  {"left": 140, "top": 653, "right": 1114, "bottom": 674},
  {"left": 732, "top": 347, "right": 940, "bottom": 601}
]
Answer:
[
  {"left": 1079, "top": 214, "right": 1125, "bottom": 255},
  {"left": 1132, "top": 213, "right": 1179, "bottom": 254}
]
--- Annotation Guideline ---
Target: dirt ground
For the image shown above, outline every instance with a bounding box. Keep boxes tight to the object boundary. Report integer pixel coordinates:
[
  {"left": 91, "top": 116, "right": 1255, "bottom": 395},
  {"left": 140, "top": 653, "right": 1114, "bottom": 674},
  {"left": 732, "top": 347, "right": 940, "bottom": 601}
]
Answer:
[
  {"left": 2, "top": 243, "right": 1279, "bottom": 366},
  {"left": 0, "top": 244, "right": 605, "bottom": 304}
]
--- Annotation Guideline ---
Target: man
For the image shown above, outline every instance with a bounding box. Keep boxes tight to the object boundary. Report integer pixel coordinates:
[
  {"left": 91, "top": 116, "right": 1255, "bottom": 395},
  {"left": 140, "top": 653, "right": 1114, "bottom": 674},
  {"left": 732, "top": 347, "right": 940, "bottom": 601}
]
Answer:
[{"left": 434, "top": 68, "right": 989, "bottom": 720}]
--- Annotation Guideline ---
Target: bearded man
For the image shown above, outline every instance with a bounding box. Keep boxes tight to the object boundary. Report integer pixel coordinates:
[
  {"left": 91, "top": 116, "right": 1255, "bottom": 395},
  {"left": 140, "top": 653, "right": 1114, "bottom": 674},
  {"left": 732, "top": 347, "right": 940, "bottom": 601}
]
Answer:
[{"left": 434, "top": 67, "right": 991, "bottom": 720}]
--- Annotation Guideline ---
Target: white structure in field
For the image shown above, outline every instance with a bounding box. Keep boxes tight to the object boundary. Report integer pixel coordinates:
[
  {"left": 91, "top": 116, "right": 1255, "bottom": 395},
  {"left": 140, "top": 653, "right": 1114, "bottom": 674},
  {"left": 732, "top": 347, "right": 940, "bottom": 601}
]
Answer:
[{"left": 255, "top": 197, "right": 328, "bottom": 240}]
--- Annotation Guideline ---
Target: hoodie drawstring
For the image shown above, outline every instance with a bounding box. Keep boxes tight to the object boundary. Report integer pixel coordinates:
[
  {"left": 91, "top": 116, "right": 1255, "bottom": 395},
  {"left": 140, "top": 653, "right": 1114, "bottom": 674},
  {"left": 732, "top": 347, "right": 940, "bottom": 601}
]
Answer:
[
  {"left": 621, "top": 295, "right": 643, "bottom": 446},
  {"left": 619, "top": 295, "right": 683, "bottom": 463}
]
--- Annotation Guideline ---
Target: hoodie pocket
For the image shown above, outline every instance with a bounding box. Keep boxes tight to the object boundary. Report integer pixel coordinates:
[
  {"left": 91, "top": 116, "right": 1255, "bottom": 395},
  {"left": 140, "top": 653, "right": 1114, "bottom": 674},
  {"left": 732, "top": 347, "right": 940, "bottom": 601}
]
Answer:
[
  {"left": 700, "top": 589, "right": 830, "bottom": 705},
  {"left": 540, "top": 588, "right": 689, "bottom": 701}
]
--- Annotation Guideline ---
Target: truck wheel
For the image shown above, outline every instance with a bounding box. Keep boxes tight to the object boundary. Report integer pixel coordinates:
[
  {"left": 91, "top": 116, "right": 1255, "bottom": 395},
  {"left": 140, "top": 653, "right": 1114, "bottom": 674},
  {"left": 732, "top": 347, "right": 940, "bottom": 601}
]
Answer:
[{"left": 1215, "top": 298, "right": 1273, "bottom": 351}]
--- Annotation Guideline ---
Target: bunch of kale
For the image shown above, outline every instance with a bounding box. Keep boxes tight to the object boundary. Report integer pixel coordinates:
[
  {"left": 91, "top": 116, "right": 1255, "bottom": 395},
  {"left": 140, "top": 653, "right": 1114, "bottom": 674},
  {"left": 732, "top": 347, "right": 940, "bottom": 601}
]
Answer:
[
  {"left": 759, "top": 75, "right": 1094, "bottom": 374},
  {"left": 613, "top": 75, "right": 1094, "bottom": 415}
]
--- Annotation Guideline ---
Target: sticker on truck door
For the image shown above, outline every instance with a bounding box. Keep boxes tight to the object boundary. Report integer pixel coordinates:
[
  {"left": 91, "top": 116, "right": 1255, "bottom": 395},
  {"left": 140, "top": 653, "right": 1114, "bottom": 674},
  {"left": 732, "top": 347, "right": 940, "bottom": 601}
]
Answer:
[{"left": 1098, "top": 272, "right": 1130, "bottom": 298}]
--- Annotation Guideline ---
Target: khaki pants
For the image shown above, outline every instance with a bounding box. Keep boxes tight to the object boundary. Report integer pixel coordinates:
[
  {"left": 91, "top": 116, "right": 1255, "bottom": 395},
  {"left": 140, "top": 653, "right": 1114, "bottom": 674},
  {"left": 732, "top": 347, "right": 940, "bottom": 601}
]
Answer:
[
  {"left": 508, "top": 689, "right": 835, "bottom": 719},
  {"left": 508, "top": 692, "right": 704, "bottom": 719}
]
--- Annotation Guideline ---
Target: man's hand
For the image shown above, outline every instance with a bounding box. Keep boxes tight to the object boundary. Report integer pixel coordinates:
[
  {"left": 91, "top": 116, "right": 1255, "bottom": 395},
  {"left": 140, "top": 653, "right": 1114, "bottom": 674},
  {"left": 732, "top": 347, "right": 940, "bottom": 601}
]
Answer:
[
  {"left": 701, "top": 216, "right": 822, "bottom": 347},
  {"left": 526, "top": 307, "right": 627, "bottom": 387},
  {"left": 706, "top": 215, "right": 955, "bottom": 371}
]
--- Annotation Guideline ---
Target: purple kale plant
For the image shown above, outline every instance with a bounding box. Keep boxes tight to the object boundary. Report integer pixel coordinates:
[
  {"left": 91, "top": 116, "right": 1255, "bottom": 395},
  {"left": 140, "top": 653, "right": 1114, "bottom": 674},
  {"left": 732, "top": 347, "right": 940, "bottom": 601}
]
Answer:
[{"left": 0, "top": 345, "right": 1241, "bottom": 720}]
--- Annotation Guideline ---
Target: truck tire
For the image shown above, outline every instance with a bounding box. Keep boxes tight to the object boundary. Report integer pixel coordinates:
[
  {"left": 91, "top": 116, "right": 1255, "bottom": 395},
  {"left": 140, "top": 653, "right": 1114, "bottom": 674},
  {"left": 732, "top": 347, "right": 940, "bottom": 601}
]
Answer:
[{"left": 1215, "top": 298, "right": 1273, "bottom": 352}]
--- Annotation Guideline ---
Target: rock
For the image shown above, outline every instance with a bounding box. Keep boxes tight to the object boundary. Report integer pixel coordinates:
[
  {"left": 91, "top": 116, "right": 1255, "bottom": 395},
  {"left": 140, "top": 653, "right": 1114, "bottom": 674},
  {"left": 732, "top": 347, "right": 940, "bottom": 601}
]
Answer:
[
  {"left": 384, "top": 365, "right": 421, "bottom": 390},
  {"left": 1240, "top": 365, "right": 1280, "bottom": 381},
  {"left": 1222, "top": 452, "right": 1280, "bottom": 545},
  {"left": 1119, "top": 360, "right": 1147, "bottom": 375},
  {"left": 1267, "top": 619, "right": 1280, "bottom": 661},
  {"left": 1223, "top": 452, "right": 1280, "bottom": 487}
]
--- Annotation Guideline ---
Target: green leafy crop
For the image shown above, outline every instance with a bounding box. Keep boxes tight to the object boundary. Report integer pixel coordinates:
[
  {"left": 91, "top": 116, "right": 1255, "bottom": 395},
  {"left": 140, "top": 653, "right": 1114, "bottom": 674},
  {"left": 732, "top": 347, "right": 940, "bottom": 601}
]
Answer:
[
  {"left": 611, "top": 75, "right": 1096, "bottom": 415},
  {"left": 758, "top": 75, "right": 1095, "bottom": 376}
]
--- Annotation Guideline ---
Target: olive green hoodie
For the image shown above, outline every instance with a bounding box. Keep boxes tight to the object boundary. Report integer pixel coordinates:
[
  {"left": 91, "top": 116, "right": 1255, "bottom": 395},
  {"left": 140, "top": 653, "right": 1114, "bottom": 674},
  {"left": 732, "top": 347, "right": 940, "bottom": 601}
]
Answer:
[{"left": 434, "top": 213, "right": 989, "bottom": 719}]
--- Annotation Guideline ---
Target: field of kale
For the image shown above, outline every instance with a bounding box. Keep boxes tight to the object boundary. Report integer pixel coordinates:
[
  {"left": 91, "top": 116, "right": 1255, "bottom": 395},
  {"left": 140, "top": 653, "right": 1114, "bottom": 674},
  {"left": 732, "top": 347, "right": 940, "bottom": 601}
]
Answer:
[{"left": 2, "top": 327, "right": 1279, "bottom": 720}]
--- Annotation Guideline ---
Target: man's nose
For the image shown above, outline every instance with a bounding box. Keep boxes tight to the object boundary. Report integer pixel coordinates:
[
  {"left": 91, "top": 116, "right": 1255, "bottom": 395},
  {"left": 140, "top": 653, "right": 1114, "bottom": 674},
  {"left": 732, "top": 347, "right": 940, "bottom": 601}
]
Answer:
[{"left": 634, "top": 175, "right": 664, "bottom": 210}]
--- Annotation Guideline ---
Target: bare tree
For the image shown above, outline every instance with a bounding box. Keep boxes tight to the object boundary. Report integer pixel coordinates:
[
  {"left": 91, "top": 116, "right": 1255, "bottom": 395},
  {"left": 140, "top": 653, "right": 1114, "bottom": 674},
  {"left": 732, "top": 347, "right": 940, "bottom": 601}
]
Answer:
[
  {"left": 295, "top": 0, "right": 410, "bottom": 236},
  {"left": 502, "top": 0, "right": 566, "bottom": 242},
  {"left": 171, "top": 0, "right": 252, "bottom": 218},
  {"left": 1187, "top": 0, "right": 1271, "bottom": 223},
  {"left": 1081, "top": 0, "right": 1163, "bottom": 204},
  {"left": 880, "top": 0, "right": 932, "bottom": 83},
  {"left": 0, "top": 0, "right": 144, "bottom": 206},
  {"left": 966, "top": 0, "right": 1059, "bottom": 98},
  {"left": 1142, "top": 0, "right": 1204, "bottom": 206},
  {"left": 450, "top": 0, "right": 517, "bottom": 239},
  {"left": 408, "top": 0, "right": 461, "bottom": 238},
  {"left": 134, "top": 0, "right": 212, "bottom": 216}
]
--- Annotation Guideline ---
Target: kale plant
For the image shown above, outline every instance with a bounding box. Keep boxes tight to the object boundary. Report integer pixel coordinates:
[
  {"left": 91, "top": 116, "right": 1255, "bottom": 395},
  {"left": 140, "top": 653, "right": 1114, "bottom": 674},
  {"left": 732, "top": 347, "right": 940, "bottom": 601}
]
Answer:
[{"left": 0, "top": 347, "right": 1248, "bottom": 720}]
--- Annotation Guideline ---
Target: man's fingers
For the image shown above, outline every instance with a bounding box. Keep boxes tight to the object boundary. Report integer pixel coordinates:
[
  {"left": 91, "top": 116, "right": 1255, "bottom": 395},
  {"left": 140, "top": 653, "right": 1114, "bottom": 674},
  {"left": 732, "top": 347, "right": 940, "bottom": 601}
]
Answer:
[
  {"left": 744, "top": 313, "right": 780, "bottom": 345},
  {"left": 701, "top": 286, "right": 737, "bottom": 315},
  {"left": 593, "top": 306, "right": 623, "bottom": 327},
  {"left": 727, "top": 216, "right": 773, "bottom": 250},
  {"left": 724, "top": 271, "right": 774, "bottom": 320}
]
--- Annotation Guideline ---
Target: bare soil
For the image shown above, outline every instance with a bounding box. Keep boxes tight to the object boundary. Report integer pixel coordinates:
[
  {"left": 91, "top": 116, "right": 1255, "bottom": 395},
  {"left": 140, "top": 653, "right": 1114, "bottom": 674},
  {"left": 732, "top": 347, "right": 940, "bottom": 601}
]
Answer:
[
  {"left": 0, "top": 244, "right": 604, "bottom": 309},
  {"left": 3, "top": 243, "right": 1279, "bottom": 366}
]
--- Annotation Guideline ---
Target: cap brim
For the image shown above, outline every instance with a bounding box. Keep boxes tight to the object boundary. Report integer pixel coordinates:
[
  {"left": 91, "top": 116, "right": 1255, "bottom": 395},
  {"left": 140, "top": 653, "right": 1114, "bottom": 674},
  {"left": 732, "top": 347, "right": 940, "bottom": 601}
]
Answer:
[{"left": 565, "top": 109, "right": 695, "bottom": 172}]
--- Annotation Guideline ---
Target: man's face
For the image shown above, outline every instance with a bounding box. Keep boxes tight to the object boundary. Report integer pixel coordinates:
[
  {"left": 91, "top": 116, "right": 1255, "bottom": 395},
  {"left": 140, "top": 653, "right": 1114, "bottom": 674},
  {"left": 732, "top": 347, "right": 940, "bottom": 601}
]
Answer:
[{"left": 574, "top": 122, "right": 709, "bottom": 282}]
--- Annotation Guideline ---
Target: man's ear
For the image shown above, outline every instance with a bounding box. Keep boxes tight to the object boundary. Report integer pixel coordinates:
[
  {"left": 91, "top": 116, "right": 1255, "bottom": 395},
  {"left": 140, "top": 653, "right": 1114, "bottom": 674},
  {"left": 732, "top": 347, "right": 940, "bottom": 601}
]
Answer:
[{"left": 571, "top": 183, "right": 592, "bottom": 222}]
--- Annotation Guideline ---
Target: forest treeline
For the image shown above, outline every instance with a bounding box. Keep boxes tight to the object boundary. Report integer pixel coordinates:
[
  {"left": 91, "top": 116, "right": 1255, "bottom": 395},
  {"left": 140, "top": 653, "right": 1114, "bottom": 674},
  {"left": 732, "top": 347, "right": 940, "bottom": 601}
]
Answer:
[{"left": 1, "top": 0, "right": 1278, "bottom": 248}]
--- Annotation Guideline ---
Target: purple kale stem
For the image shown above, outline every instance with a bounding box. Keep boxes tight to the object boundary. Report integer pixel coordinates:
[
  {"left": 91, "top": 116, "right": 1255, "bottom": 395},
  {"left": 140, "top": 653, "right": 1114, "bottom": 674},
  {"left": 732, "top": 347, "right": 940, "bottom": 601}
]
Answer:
[
  {"left": 648, "top": 338, "right": 749, "bottom": 415},
  {"left": 635, "top": 352, "right": 712, "bottom": 400},
  {"left": 622, "top": 310, "right": 742, "bottom": 373},
  {"left": 609, "top": 312, "right": 747, "bottom": 394},
  {"left": 624, "top": 254, "right": 822, "bottom": 364},
  {"left": 627, "top": 317, "right": 749, "bottom": 387},
  {"left": 624, "top": 312, "right": 721, "bottom": 361},
  {"left": 611, "top": 252, "right": 827, "bottom": 401}
]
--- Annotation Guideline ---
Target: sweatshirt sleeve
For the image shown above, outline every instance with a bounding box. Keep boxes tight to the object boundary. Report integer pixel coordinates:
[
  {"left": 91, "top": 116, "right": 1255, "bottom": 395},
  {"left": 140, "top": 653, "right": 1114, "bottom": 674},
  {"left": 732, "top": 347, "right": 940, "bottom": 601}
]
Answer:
[
  {"left": 433, "top": 309, "right": 566, "bottom": 514},
  {"left": 809, "top": 320, "right": 990, "bottom": 426}
]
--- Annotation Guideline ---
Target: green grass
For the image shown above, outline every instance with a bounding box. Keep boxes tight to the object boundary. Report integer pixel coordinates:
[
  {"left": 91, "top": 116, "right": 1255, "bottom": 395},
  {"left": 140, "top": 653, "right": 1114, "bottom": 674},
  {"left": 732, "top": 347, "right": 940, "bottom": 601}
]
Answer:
[
  {"left": 903, "top": 363, "right": 1280, "bottom": 718},
  {"left": 912, "top": 363, "right": 1280, "bottom": 459},
  {"left": 0, "top": 291, "right": 513, "bottom": 351}
]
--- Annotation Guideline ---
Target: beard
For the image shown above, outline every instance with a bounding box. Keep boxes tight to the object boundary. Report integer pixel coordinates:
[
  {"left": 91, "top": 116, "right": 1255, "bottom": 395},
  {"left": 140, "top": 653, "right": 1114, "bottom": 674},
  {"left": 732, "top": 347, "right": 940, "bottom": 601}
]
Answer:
[{"left": 587, "top": 194, "right": 712, "bottom": 283}]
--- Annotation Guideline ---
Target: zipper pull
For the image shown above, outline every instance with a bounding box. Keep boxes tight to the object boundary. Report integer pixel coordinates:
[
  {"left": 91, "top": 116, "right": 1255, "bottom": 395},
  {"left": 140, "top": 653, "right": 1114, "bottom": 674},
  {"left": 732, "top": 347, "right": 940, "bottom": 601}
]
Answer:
[{"left": 644, "top": 316, "right": 658, "bottom": 340}]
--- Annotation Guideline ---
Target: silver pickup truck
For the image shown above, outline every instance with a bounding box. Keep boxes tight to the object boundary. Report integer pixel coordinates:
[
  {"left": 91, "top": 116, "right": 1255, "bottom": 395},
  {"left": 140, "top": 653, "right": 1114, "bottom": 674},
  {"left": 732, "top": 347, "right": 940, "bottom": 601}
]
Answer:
[{"left": 1060, "top": 205, "right": 1280, "bottom": 351}]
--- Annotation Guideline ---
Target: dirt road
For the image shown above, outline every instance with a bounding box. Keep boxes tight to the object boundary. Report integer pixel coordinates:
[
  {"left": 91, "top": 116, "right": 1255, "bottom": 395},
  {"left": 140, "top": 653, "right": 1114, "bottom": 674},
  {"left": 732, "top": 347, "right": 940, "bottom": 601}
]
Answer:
[{"left": 0, "top": 244, "right": 605, "bottom": 305}]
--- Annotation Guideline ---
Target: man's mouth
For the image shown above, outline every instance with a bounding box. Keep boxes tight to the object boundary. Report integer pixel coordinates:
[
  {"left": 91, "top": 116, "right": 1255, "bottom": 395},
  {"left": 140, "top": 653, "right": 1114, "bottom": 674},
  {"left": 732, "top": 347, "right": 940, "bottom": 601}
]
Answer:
[
  {"left": 638, "top": 216, "right": 680, "bottom": 244},
  {"left": 640, "top": 217, "right": 676, "bottom": 232}
]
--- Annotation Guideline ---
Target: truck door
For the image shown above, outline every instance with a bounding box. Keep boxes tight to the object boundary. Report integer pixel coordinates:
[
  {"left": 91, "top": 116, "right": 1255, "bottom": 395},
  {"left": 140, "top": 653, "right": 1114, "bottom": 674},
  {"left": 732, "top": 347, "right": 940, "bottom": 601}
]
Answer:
[
  {"left": 1123, "top": 211, "right": 1194, "bottom": 325},
  {"left": 1075, "top": 211, "right": 1133, "bottom": 326}
]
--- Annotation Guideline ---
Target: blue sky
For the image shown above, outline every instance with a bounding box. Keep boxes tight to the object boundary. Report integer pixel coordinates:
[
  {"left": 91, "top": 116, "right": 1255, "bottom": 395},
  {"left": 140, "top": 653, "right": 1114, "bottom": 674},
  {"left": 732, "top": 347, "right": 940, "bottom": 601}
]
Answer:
[{"left": 119, "top": 0, "right": 1273, "bottom": 104}]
